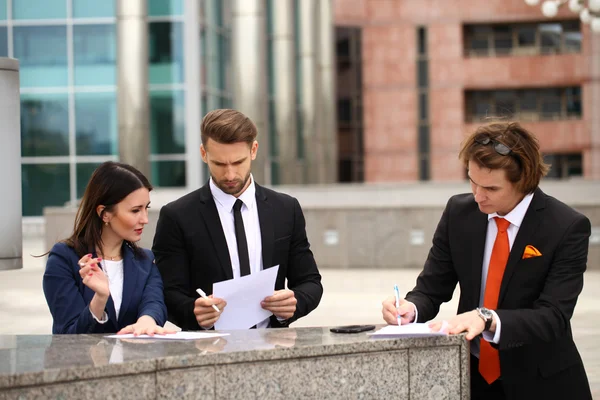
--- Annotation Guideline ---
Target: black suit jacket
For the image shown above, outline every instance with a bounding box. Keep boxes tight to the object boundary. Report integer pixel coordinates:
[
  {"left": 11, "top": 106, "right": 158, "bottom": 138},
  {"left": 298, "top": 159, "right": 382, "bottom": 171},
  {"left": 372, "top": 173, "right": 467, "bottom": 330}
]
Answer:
[
  {"left": 405, "top": 188, "right": 592, "bottom": 399},
  {"left": 152, "top": 182, "right": 323, "bottom": 331}
]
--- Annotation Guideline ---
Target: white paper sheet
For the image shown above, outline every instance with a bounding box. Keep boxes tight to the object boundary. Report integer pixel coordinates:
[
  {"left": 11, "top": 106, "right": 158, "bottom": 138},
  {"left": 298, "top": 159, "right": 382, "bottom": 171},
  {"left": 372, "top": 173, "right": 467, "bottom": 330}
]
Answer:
[
  {"left": 213, "top": 265, "right": 280, "bottom": 330},
  {"left": 368, "top": 323, "right": 448, "bottom": 338},
  {"left": 104, "top": 332, "right": 229, "bottom": 340}
]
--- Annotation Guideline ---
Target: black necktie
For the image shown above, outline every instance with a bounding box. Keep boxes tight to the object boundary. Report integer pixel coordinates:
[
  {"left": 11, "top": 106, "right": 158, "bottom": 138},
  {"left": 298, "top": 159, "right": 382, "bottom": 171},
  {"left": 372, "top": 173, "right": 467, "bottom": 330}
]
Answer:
[{"left": 233, "top": 199, "right": 251, "bottom": 276}]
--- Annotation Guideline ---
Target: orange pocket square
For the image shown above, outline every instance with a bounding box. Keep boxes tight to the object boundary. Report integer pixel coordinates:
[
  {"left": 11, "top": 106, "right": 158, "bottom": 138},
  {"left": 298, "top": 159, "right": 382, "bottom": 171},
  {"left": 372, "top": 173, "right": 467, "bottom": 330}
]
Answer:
[{"left": 522, "top": 245, "right": 542, "bottom": 259}]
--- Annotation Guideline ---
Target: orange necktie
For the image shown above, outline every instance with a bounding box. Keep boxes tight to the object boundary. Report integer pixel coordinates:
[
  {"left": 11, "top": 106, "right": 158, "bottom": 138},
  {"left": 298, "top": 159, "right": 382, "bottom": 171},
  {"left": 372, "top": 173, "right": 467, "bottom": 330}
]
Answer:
[{"left": 479, "top": 217, "right": 511, "bottom": 384}]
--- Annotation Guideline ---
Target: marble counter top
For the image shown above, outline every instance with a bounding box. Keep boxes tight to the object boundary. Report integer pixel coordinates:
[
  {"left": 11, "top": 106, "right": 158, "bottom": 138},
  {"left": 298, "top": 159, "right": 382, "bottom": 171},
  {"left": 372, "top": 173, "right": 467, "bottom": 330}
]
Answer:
[{"left": 0, "top": 326, "right": 466, "bottom": 390}]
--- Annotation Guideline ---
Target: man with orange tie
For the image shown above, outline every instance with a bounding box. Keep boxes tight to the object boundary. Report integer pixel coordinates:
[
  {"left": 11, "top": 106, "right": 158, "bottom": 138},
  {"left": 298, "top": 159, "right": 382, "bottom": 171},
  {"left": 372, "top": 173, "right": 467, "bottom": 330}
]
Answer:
[{"left": 382, "top": 122, "right": 592, "bottom": 399}]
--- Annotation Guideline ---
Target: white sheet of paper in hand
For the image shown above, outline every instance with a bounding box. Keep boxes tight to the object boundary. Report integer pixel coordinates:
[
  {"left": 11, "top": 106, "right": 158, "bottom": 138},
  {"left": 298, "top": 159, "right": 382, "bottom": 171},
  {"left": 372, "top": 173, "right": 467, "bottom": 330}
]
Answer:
[
  {"left": 104, "top": 332, "right": 229, "bottom": 340},
  {"left": 368, "top": 323, "right": 447, "bottom": 338},
  {"left": 213, "top": 265, "right": 280, "bottom": 330}
]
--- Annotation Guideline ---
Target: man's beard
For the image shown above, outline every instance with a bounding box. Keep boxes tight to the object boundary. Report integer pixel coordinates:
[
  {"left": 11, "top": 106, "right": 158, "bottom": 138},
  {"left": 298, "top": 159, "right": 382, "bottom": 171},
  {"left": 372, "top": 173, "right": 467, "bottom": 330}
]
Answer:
[{"left": 213, "top": 171, "right": 251, "bottom": 196}]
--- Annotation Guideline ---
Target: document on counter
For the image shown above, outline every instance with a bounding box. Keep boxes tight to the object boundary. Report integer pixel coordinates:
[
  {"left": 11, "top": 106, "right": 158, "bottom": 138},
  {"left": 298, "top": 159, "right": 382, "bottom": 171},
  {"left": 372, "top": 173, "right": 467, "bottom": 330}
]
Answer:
[
  {"left": 104, "top": 332, "right": 230, "bottom": 340},
  {"left": 214, "top": 265, "right": 280, "bottom": 330},
  {"left": 368, "top": 323, "right": 448, "bottom": 338}
]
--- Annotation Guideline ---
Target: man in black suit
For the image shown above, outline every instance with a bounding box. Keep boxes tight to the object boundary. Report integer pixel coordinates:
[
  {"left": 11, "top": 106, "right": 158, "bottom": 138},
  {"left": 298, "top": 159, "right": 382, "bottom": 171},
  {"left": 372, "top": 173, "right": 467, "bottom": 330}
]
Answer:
[
  {"left": 153, "top": 109, "right": 322, "bottom": 331},
  {"left": 382, "top": 122, "right": 592, "bottom": 399}
]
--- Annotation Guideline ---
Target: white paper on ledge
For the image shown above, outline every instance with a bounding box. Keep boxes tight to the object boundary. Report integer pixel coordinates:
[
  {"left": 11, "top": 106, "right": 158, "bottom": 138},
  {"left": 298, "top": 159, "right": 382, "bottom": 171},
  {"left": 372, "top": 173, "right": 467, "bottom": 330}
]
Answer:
[
  {"left": 368, "top": 323, "right": 448, "bottom": 338},
  {"left": 214, "top": 265, "right": 280, "bottom": 330},
  {"left": 104, "top": 332, "right": 230, "bottom": 340}
]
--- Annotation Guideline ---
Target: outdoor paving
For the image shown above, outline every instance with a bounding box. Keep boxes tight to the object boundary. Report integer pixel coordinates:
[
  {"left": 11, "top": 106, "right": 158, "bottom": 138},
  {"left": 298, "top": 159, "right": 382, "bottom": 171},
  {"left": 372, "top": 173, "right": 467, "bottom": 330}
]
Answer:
[{"left": 1, "top": 237, "right": 599, "bottom": 398}]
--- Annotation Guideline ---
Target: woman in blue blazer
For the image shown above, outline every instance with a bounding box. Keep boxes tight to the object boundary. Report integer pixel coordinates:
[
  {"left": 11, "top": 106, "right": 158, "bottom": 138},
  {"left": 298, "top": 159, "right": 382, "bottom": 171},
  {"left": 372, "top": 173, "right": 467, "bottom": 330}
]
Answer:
[{"left": 43, "top": 162, "right": 171, "bottom": 335}]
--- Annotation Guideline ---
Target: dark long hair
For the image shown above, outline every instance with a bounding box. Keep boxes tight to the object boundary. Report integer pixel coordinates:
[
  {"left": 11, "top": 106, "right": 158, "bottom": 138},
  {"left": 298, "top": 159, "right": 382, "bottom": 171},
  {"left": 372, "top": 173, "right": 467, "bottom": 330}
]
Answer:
[{"left": 64, "top": 161, "right": 153, "bottom": 258}]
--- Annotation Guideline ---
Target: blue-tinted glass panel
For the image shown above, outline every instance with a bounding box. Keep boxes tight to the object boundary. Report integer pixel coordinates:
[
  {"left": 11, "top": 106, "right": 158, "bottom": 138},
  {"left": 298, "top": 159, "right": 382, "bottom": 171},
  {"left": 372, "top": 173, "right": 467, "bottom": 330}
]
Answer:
[
  {"left": 151, "top": 161, "right": 186, "bottom": 187},
  {"left": 148, "top": 0, "right": 183, "bottom": 16},
  {"left": 149, "top": 22, "right": 183, "bottom": 84},
  {"left": 13, "top": 0, "right": 66, "bottom": 19},
  {"left": 0, "top": 0, "right": 6, "bottom": 20},
  {"left": 0, "top": 27, "right": 7, "bottom": 57},
  {"left": 73, "top": 0, "right": 115, "bottom": 18},
  {"left": 150, "top": 90, "right": 185, "bottom": 154},
  {"left": 22, "top": 164, "right": 70, "bottom": 216},
  {"left": 14, "top": 26, "right": 68, "bottom": 87},
  {"left": 75, "top": 92, "right": 117, "bottom": 155},
  {"left": 76, "top": 163, "right": 102, "bottom": 198},
  {"left": 74, "top": 24, "right": 116, "bottom": 86},
  {"left": 21, "top": 93, "right": 69, "bottom": 157}
]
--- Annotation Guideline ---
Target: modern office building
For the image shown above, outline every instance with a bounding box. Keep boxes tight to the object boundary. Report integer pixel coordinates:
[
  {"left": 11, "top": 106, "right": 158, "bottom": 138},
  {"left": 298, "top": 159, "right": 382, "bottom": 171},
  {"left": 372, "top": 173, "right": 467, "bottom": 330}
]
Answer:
[
  {"left": 1, "top": 0, "right": 598, "bottom": 217},
  {"left": 1, "top": 0, "right": 336, "bottom": 217}
]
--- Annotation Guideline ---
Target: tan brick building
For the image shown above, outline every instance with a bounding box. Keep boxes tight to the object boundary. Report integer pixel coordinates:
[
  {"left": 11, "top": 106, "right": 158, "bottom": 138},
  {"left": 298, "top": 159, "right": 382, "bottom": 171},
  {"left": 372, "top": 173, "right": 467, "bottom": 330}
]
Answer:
[{"left": 333, "top": 0, "right": 600, "bottom": 182}]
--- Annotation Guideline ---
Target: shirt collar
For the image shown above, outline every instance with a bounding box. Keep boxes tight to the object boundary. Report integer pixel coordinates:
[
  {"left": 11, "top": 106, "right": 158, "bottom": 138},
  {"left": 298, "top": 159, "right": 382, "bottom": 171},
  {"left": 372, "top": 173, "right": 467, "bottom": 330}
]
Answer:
[
  {"left": 210, "top": 174, "right": 256, "bottom": 213},
  {"left": 487, "top": 192, "right": 534, "bottom": 228}
]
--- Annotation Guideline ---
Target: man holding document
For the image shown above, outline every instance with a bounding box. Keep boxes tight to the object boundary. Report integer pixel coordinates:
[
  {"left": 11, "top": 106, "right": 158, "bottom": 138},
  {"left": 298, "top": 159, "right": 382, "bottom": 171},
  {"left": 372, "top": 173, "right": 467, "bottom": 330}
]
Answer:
[
  {"left": 381, "top": 122, "right": 592, "bottom": 399},
  {"left": 153, "top": 109, "right": 323, "bottom": 331}
]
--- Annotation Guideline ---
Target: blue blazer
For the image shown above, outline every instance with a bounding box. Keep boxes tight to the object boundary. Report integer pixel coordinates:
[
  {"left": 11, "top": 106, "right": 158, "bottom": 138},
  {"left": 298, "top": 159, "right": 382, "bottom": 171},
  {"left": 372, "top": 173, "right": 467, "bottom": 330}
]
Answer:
[{"left": 43, "top": 242, "right": 167, "bottom": 334}]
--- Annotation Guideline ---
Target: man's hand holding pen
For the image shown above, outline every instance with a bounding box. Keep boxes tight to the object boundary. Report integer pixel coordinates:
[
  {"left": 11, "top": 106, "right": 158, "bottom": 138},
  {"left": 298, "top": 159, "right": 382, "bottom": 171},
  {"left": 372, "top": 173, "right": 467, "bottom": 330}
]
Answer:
[{"left": 382, "top": 296, "right": 416, "bottom": 325}]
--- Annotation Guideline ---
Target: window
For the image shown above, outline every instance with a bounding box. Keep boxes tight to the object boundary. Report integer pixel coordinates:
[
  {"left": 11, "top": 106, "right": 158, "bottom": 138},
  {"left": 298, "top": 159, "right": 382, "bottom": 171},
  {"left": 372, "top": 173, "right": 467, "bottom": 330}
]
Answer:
[
  {"left": 0, "top": 27, "right": 7, "bottom": 57},
  {"left": 148, "top": 0, "right": 183, "bottom": 17},
  {"left": 74, "top": 24, "right": 116, "bottom": 86},
  {"left": 14, "top": 26, "right": 68, "bottom": 87},
  {"left": 73, "top": 0, "right": 115, "bottom": 18},
  {"left": 21, "top": 94, "right": 69, "bottom": 157},
  {"left": 22, "top": 164, "right": 70, "bottom": 216},
  {"left": 335, "top": 27, "right": 364, "bottom": 183},
  {"left": 149, "top": 22, "right": 184, "bottom": 84},
  {"left": 465, "top": 87, "right": 582, "bottom": 122},
  {"left": 544, "top": 153, "right": 582, "bottom": 179},
  {"left": 464, "top": 20, "right": 581, "bottom": 57},
  {"left": 150, "top": 90, "right": 186, "bottom": 154},
  {"left": 151, "top": 161, "right": 186, "bottom": 187},
  {"left": 75, "top": 92, "right": 118, "bottom": 155},
  {"left": 13, "top": 0, "right": 66, "bottom": 19}
]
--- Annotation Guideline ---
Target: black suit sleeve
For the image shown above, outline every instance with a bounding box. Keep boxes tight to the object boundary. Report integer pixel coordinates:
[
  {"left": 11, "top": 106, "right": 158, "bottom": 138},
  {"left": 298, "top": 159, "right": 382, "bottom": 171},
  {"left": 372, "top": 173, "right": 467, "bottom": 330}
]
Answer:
[
  {"left": 152, "top": 205, "right": 197, "bottom": 331},
  {"left": 283, "top": 198, "right": 323, "bottom": 325},
  {"left": 405, "top": 197, "right": 459, "bottom": 323},
  {"left": 495, "top": 214, "right": 590, "bottom": 349}
]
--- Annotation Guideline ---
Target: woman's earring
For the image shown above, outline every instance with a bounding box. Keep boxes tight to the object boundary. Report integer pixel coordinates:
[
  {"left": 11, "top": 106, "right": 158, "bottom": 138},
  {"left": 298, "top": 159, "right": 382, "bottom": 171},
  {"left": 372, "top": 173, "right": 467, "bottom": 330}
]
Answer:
[{"left": 105, "top": 221, "right": 109, "bottom": 226}]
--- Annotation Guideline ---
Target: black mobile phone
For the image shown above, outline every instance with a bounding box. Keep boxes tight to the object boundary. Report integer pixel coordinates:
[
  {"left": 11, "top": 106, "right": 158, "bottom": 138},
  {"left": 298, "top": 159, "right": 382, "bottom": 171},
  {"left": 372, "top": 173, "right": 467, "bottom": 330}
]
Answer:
[{"left": 329, "top": 325, "right": 376, "bottom": 334}]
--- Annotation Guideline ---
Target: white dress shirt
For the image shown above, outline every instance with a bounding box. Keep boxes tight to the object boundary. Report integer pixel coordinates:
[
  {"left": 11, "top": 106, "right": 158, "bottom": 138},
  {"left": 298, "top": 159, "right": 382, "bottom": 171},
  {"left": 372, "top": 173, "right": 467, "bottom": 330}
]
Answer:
[
  {"left": 90, "top": 259, "right": 124, "bottom": 323},
  {"left": 480, "top": 192, "right": 534, "bottom": 345},
  {"left": 210, "top": 176, "right": 270, "bottom": 329}
]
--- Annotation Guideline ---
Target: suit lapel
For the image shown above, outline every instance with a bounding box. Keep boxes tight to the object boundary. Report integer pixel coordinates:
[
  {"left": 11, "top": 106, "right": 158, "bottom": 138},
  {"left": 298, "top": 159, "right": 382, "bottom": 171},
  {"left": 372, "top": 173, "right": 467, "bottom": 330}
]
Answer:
[
  {"left": 118, "top": 245, "right": 138, "bottom": 326},
  {"left": 198, "top": 184, "right": 234, "bottom": 280},
  {"left": 498, "top": 188, "right": 545, "bottom": 305},
  {"left": 255, "top": 185, "right": 274, "bottom": 271}
]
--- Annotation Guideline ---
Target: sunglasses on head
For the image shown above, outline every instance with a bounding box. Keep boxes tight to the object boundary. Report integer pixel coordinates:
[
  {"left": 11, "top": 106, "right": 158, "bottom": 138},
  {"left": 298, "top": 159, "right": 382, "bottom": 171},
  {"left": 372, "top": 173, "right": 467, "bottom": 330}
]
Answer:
[{"left": 474, "top": 136, "right": 512, "bottom": 156}]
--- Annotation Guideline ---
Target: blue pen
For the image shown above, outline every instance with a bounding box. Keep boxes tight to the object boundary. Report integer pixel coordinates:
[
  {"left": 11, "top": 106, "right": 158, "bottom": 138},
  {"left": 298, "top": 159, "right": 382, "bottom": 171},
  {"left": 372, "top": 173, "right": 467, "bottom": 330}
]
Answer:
[{"left": 394, "top": 284, "right": 402, "bottom": 325}]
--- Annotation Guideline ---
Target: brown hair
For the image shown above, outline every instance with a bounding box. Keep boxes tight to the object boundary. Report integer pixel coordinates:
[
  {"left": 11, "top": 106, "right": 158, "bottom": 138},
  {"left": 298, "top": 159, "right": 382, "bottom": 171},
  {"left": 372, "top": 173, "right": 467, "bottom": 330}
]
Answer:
[
  {"left": 459, "top": 122, "right": 550, "bottom": 194},
  {"left": 65, "top": 162, "right": 152, "bottom": 258},
  {"left": 200, "top": 109, "right": 257, "bottom": 149}
]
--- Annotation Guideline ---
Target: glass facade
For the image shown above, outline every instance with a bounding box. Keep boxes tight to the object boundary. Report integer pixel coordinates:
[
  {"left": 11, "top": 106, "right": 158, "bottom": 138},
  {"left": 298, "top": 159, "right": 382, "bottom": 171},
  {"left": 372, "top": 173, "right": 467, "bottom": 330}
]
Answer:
[
  {"left": 11, "top": 0, "right": 311, "bottom": 216},
  {"left": 74, "top": 24, "right": 116, "bottom": 86},
  {"left": 21, "top": 93, "right": 70, "bottom": 157},
  {"left": 12, "top": 0, "right": 190, "bottom": 216},
  {"left": 149, "top": 22, "right": 184, "bottom": 84},
  {"left": 0, "top": 27, "right": 7, "bottom": 56},
  {"left": 14, "top": 26, "right": 68, "bottom": 87},
  {"left": 73, "top": 0, "right": 114, "bottom": 19},
  {"left": 75, "top": 92, "right": 117, "bottom": 155},
  {"left": 149, "top": 0, "right": 183, "bottom": 17},
  {"left": 22, "top": 164, "right": 70, "bottom": 217},
  {"left": 0, "top": 0, "right": 6, "bottom": 20},
  {"left": 14, "top": 0, "right": 66, "bottom": 20}
]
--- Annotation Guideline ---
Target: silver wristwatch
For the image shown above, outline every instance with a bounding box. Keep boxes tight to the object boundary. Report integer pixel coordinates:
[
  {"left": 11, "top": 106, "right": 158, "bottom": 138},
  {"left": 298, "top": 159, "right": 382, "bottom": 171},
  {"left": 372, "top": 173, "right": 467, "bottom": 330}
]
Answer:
[{"left": 476, "top": 307, "right": 493, "bottom": 331}]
